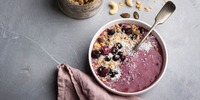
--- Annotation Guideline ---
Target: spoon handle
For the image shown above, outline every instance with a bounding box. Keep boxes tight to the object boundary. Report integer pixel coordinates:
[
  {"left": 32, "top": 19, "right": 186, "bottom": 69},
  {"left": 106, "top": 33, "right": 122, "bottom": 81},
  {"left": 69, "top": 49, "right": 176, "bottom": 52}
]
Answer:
[
  {"left": 133, "top": 1, "right": 176, "bottom": 52},
  {"left": 133, "top": 22, "right": 158, "bottom": 51}
]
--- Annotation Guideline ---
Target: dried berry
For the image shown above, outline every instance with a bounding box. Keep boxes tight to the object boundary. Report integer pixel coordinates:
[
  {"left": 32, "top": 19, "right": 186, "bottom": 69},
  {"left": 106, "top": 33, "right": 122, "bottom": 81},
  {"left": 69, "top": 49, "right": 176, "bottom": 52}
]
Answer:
[
  {"left": 91, "top": 50, "right": 101, "bottom": 59},
  {"left": 111, "top": 47, "right": 118, "bottom": 54},
  {"left": 97, "top": 66, "right": 109, "bottom": 77},
  {"left": 133, "top": 11, "right": 139, "bottom": 19},
  {"left": 120, "top": 13, "right": 130, "bottom": 18},
  {"left": 101, "top": 46, "right": 110, "bottom": 55},
  {"left": 108, "top": 29, "right": 115, "bottom": 35},
  {"left": 112, "top": 55, "right": 120, "bottom": 61},
  {"left": 125, "top": 28, "right": 132, "bottom": 35},
  {"left": 116, "top": 43, "right": 123, "bottom": 49}
]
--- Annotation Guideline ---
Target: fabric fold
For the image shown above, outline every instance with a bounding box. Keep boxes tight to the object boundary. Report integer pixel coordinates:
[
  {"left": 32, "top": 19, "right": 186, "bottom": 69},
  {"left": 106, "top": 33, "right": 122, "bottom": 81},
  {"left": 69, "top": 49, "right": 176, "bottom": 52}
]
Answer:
[{"left": 57, "top": 64, "right": 141, "bottom": 100}]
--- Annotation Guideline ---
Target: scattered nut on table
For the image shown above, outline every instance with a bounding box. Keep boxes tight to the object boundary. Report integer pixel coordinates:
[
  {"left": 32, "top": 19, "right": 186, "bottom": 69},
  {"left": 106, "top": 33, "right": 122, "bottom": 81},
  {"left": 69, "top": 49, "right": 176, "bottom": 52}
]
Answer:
[
  {"left": 126, "top": 0, "right": 133, "bottom": 7},
  {"left": 109, "top": 1, "right": 118, "bottom": 15},
  {"left": 133, "top": 11, "right": 139, "bottom": 19},
  {"left": 120, "top": 13, "right": 130, "bottom": 18}
]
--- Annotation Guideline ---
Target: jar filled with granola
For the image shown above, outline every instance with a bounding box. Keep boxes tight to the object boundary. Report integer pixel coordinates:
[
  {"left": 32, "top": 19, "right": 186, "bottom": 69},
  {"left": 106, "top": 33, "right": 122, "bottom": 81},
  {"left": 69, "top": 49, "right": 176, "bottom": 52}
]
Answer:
[{"left": 58, "top": 0, "right": 103, "bottom": 19}]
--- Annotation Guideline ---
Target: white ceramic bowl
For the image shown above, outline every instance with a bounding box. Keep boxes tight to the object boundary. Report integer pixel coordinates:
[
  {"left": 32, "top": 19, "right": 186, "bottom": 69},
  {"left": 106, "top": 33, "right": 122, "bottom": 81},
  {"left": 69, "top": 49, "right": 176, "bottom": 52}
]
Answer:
[{"left": 88, "top": 19, "right": 168, "bottom": 96}]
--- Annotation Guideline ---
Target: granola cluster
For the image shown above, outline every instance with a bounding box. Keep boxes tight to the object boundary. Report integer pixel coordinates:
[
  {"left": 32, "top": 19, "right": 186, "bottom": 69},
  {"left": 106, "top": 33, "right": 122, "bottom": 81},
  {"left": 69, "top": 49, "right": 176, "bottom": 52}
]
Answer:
[{"left": 68, "top": 0, "right": 94, "bottom": 5}]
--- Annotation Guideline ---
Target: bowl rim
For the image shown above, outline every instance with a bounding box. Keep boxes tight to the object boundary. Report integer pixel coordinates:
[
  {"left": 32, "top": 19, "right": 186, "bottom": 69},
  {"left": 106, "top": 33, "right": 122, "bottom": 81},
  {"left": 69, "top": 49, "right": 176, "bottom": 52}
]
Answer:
[{"left": 88, "top": 18, "right": 168, "bottom": 96}]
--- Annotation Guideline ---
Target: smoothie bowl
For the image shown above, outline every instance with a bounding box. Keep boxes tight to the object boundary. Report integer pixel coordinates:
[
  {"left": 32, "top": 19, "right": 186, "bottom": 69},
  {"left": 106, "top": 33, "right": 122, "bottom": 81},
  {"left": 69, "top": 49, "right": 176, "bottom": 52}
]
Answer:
[{"left": 88, "top": 19, "right": 167, "bottom": 96}]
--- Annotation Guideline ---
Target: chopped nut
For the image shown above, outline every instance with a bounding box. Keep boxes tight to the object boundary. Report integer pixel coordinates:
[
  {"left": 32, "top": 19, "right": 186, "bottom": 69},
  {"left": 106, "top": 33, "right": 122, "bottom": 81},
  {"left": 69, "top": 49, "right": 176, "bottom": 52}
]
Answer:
[
  {"left": 136, "top": 35, "right": 140, "bottom": 40},
  {"left": 136, "top": 1, "right": 141, "bottom": 4},
  {"left": 97, "top": 37, "right": 104, "bottom": 43},
  {"left": 136, "top": 1, "right": 143, "bottom": 11},
  {"left": 94, "top": 42, "right": 101, "bottom": 50},
  {"left": 133, "top": 28, "right": 137, "bottom": 32},
  {"left": 131, "top": 24, "right": 136, "bottom": 29},
  {"left": 126, "top": 25, "right": 131, "bottom": 28},
  {"left": 105, "top": 41, "right": 111, "bottom": 45},
  {"left": 118, "top": 2, "right": 125, "bottom": 8},
  {"left": 135, "top": 29, "right": 140, "bottom": 34},
  {"left": 102, "top": 77, "right": 107, "bottom": 81},
  {"left": 109, "top": 60, "right": 115, "bottom": 70},
  {"left": 149, "top": 6, "right": 152, "bottom": 9},
  {"left": 68, "top": 0, "right": 94, "bottom": 5},
  {"left": 115, "top": 24, "right": 121, "bottom": 32},
  {"left": 144, "top": 7, "right": 151, "bottom": 12}
]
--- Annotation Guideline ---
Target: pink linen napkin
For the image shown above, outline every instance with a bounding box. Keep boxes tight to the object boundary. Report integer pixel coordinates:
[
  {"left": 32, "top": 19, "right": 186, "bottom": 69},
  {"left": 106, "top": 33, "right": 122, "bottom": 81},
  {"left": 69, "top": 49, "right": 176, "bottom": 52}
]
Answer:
[{"left": 57, "top": 64, "right": 141, "bottom": 100}]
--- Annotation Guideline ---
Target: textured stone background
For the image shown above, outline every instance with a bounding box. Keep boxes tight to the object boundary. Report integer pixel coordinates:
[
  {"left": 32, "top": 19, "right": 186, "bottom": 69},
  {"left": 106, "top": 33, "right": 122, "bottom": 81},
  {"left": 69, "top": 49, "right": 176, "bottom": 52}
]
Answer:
[{"left": 0, "top": 0, "right": 200, "bottom": 100}]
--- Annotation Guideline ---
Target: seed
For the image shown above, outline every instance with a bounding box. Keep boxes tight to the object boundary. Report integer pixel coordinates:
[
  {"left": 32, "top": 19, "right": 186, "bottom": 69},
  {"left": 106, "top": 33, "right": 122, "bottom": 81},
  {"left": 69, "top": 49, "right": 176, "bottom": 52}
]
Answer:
[
  {"left": 120, "top": 13, "right": 130, "bottom": 18},
  {"left": 133, "top": 11, "right": 139, "bottom": 19}
]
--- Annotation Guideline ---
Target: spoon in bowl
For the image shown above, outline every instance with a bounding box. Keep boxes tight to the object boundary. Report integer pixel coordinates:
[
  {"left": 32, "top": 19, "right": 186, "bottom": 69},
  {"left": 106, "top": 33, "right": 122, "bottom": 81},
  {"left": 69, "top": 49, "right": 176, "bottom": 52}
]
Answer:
[{"left": 133, "top": 1, "right": 176, "bottom": 51}]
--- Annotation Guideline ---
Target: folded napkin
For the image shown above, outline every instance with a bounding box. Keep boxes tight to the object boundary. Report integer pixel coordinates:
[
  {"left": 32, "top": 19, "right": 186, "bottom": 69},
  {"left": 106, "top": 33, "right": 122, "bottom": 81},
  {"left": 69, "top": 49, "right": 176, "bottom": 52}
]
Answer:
[{"left": 57, "top": 64, "right": 141, "bottom": 100}]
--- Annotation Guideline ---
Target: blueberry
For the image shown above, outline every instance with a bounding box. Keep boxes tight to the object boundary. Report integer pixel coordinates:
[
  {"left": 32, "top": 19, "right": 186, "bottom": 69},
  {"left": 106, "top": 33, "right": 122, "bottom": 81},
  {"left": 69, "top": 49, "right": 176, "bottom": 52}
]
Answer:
[
  {"left": 130, "top": 33, "right": 138, "bottom": 40},
  {"left": 139, "top": 27, "right": 145, "bottom": 34},
  {"left": 117, "top": 51, "right": 123, "bottom": 57},
  {"left": 125, "top": 28, "right": 132, "bottom": 35},
  {"left": 108, "top": 29, "right": 115, "bottom": 35},
  {"left": 116, "top": 43, "right": 123, "bottom": 49},
  {"left": 109, "top": 71, "right": 118, "bottom": 78},
  {"left": 97, "top": 66, "right": 109, "bottom": 77},
  {"left": 121, "top": 26, "right": 126, "bottom": 32},
  {"left": 112, "top": 55, "right": 120, "bottom": 61},
  {"left": 104, "top": 56, "right": 111, "bottom": 61},
  {"left": 91, "top": 50, "right": 101, "bottom": 59},
  {"left": 101, "top": 46, "right": 110, "bottom": 55},
  {"left": 121, "top": 55, "right": 126, "bottom": 61},
  {"left": 109, "top": 72, "right": 115, "bottom": 77},
  {"left": 111, "top": 47, "right": 118, "bottom": 54}
]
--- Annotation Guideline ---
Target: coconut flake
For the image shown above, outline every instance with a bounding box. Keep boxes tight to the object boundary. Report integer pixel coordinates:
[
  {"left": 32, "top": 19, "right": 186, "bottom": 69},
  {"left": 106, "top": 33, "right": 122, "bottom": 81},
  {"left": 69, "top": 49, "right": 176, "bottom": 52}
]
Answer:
[{"left": 139, "top": 41, "right": 153, "bottom": 52}]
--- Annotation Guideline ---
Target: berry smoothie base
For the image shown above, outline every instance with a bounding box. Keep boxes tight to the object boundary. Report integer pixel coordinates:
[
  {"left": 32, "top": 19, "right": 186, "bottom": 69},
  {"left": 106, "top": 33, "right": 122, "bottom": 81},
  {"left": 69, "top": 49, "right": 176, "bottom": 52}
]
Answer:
[{"left": 91, "top": 23, "right": 163, "bottom": 93}]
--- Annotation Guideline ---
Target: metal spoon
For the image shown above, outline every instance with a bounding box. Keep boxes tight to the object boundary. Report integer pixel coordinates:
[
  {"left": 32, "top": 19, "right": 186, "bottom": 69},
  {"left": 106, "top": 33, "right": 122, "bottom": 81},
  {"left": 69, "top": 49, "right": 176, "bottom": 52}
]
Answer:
[{"left": 133, "top": 1, "right": 176, "bottom": 51}]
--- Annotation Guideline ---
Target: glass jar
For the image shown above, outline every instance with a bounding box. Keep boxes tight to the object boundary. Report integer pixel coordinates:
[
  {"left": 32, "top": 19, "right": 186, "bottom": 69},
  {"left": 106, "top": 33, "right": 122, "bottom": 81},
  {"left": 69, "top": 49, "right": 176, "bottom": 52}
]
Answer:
[{"left": 58, "top": 0, "right": 103, "bottom": 19}]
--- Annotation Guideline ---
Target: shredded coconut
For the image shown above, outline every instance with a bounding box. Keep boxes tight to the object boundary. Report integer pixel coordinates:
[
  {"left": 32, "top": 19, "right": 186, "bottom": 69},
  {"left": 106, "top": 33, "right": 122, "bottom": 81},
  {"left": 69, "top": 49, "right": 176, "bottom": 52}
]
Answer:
[{"left": 139, "top": 41, "right": 153, "bottom": 52}]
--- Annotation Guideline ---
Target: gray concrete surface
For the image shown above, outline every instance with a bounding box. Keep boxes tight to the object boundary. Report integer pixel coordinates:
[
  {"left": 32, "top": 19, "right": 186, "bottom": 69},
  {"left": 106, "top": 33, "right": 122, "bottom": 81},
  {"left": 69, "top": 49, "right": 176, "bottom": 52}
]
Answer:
[{"left": 0, "top": 0, "right": 200, "bottom": 100}]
